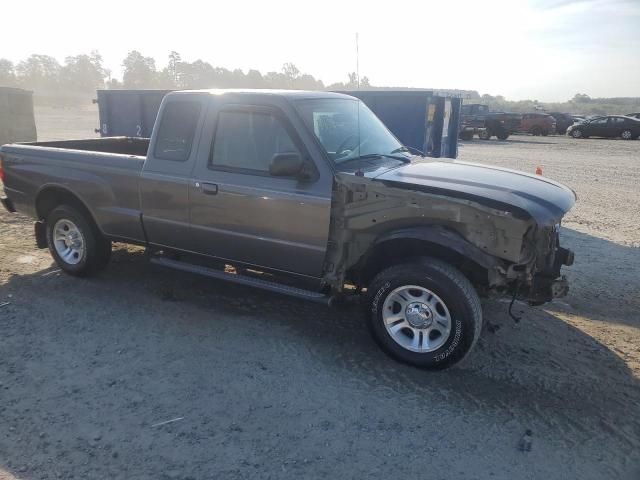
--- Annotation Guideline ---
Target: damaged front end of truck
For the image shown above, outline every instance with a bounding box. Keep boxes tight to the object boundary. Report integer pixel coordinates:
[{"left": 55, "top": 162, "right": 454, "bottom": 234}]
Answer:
[{"left": 322, "top": 160, "right": 576, "bottom": 308}]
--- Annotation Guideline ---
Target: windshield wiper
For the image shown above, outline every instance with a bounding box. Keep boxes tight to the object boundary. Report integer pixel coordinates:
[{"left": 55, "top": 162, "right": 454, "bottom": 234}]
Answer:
[{"left": 391, "top": 145, "right": 424, "bottom": 156}]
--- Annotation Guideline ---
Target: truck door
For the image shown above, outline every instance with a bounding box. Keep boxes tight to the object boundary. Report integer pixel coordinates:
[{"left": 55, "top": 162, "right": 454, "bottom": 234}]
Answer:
[
  {"left": 139, "top": 97, "right": 205, "bottom": 249},
  {"left": 188, "top": 103, "right": 332, "bottom": 277}
]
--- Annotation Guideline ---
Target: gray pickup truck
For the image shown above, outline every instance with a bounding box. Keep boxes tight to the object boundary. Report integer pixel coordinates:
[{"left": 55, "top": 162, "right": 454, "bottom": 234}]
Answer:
[{"left": 0, "top": 89, "right": 576, "bottom": 369}]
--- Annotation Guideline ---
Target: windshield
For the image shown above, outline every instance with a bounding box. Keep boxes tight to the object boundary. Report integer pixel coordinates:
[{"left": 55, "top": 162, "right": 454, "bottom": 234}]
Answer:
[{"left": 295, "top": 98, "right": 406, "bottom": 166}]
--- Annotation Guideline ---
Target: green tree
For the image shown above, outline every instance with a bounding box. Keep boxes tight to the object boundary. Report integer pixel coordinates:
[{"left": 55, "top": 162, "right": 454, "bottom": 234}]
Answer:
[
  {"left": 263, "top": 71, "right": 287, "bottom": 88},
  {"left": 167, "top": 51, "right": 182, "bottom": 84},
  {"left": 0, "top": 59, "right": 17, "bottom": 86},
  {"left": 245, "top": 69, "right": 265, "bottom": 88},
  {"left": 60, "top": 51, "right": 107, "bottom": 93},
  {"left": 179, "top": 60, "right": 215, "bottom": 88},
  {"left": 347, "top": 72, "right": 359, "bottom": 88},
  {"left": 15, "top": 54, "right": 61, "bottom": 92},
  {"left": 231, "top": 68, "right": 247, "bottom": 88},
  {"left": 294, "top": 74, "right": 324, "bottom": 90},
  {"left": 122, "top": 51, "right": 158, "bottom": 88},
  {"left": 572, "top": 93, "right": 591, "bottom": 103},
  {"left": 282, "top": 62, "right": 300, "bottom": 87}
]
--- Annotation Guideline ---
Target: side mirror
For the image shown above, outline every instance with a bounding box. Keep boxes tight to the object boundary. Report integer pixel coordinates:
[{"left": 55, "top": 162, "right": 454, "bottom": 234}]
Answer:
[{"left": 269, "top": 152, "right": 304, "bottom": 177}]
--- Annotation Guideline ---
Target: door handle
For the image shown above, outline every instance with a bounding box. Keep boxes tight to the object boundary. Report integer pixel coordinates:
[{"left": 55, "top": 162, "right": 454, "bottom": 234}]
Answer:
[{"left": 196, "top": 182, "right": 218, "bottom": 195}]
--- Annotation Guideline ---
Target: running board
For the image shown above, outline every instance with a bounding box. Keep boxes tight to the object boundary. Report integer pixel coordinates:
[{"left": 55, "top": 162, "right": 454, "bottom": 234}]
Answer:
[{"left": 150, "top": 257, "right": 332, "bottom": 305}]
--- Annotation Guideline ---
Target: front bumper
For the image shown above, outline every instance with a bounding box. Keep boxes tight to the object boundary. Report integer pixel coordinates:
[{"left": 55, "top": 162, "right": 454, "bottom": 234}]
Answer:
[
  {"left": 525, "top": 246, "right": 574, "bottom": 305},
  {"left": 1, "top": 195, "right": 16, "bottom": 213}
]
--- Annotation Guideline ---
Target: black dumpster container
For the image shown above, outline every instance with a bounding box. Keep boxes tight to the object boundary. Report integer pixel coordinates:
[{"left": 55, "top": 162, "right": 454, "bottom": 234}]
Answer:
[
  {"left": 0, "top": 87, "right": 37, "bottom": 146},
  {"left": 95, "top": 89, "right": 171, "bottom": 137}
]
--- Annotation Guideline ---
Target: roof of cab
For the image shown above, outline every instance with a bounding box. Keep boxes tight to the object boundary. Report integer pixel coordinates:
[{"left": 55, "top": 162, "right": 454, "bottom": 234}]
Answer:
[{"left": 169, "top": 88, "right": 354, "bottom": 100}]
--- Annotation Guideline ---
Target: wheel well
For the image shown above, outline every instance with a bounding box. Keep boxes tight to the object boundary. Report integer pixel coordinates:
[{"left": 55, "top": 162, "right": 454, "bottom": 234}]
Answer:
[
  {"left": 351, "top": 238, "right": 489, "bottom": 288},
  {"left": 35, "top": 187, "right": 99, "bottom": 232}
]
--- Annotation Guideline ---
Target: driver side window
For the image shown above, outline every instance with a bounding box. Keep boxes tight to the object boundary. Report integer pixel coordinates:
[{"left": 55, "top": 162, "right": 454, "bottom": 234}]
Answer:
[{"left": 210, "top": 110, "right": 300, "bottom": 174}]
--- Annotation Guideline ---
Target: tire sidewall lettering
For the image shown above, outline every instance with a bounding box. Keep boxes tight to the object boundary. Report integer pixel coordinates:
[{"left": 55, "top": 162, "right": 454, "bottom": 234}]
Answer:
[
  {"left": 371, "top": 281, "right": 391, "bottom": 316},
  {"left": 435, "top": 319, "right": 462, "bottom": 363}
]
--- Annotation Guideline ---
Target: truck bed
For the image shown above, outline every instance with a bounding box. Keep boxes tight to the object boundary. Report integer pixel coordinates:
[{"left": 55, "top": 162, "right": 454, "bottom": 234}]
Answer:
[
  {"left": 23, "top": 137, "right": 149, "bottom": 156},
  {"left": 1, "top": 137, "right": 147, "bottom": 243}
]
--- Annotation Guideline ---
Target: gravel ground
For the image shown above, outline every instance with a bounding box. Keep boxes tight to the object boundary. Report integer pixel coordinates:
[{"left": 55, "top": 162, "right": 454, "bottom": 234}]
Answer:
[{"left": 1, "top": 119, "right": 639, "bottom": 479}]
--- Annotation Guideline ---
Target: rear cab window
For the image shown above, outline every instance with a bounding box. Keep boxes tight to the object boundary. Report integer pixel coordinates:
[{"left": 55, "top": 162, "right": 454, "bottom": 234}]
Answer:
[{"left": 154, "top": 101, "right": 202, "bottom": 161}]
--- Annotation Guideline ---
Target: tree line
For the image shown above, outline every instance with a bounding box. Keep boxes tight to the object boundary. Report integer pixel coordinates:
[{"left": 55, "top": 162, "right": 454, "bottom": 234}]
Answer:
[
  {"left": 1, "top": 50, "right": 637, "bottom": 115},
  {"left": 0, "top": 50, "right": 370, "bottom": 95},
  {"left": 468, "top": 92, "right": 640, "bottom": 116}
]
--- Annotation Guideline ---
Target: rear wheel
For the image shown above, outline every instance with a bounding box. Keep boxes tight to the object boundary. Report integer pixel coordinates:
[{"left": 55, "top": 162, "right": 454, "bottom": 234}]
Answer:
[
  {"left": 366, "top": 258, "right": 482, "bottom": 370},
  {"left": 530, "top": 126, "right": 542, "bottom": 136},
  {"left": 621, "top": 129, "right": 633, "bottom": 140},
  {"left": 459, "top": 130, "right": 474, "bottom": 141},
  {"left": 46, "top": 205, "right": 111, "bottom": 276},
  {"left": 478, "top": 129, "right": 492, "bottom": 140},
  {"left": 571, "top": 129, "right": 584, "bottom": 139},
  {"left": 496, "top": 131, "right": 510, "bottom": 140}
]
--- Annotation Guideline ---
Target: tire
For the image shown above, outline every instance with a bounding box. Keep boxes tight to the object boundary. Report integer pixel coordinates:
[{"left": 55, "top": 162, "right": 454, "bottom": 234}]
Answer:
[
  {"left": 459, "top": 131, "right": 474, "bottom": 141},
  {"left": 541, "top": 129, "right": 549, "bottom": 136},
  {"left": 496, "top": 131, "right": 510, "bottom": 140},
  {"left": 46, "top": 204, "right": 111, "bottom": 277},
  {"left": 571, "top": 129, "right": 584, "bottom": 139},
  {"left": 621, "top": 129, "right": 633, "bottom": 140},
  {"left": 530, "top": 126, "right": 542, "bottom": 136},
  {"left": 366, "top": 258, "right": 482, "bottom": 370},
  {"left": 478, "top": 129, "right": 491, "bottom": 140}
]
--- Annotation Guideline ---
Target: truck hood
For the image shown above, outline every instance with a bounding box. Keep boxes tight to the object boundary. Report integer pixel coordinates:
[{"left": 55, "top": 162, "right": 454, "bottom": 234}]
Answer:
[{"left": 371, "top": 160, "right": 576, "bottom": 226}]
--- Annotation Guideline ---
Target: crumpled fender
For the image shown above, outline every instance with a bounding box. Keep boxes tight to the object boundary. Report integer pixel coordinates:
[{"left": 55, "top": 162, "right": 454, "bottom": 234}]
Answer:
[{"left": 373, "top": 224, "right": 503, "bottom": 271}]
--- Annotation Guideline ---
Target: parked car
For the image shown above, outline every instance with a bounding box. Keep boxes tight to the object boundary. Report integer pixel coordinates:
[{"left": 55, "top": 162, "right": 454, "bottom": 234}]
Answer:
[
  {"left": 567, "top": 115, "right": 640, "bottom": 139},
  {"left": 0, "top": 89, "right": 576, "bottom": 370},
  {"left": 548, "top": 112, "right": 576, "bottom": 135},
  {"left": 519, "top": 113, "right": 556, "bottom": 136},
  {"left": 625, "top": 112, "right": 640, "bottom": 120},
  {"left": 460, "top": 104, "right": 522, "bottom": 140}
]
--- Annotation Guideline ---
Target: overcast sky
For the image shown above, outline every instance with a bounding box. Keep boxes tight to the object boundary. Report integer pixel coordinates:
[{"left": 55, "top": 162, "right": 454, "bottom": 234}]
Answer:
[{"left": 4, "top": 0, "right": 639, "bottom": 101}]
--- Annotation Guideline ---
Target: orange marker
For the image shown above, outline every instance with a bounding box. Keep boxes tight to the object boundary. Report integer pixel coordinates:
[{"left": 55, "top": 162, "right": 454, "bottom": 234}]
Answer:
[{"left": 535, "top": 166, "right": 543, "bottom": 175}]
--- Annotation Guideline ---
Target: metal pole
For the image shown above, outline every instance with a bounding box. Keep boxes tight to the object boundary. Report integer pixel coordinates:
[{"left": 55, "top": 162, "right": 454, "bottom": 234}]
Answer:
[{"left": 356, "top": 32, "right": 360, "bottom": 89}]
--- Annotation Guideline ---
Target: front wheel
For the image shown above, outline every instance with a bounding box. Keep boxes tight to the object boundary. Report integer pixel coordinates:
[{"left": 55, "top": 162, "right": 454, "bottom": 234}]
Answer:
[
  {"left": 571, "top": 129, "right": 584, "bottom": 139},
  {"left": 366, "top": 258, "right": 482, "bottom": 369},
  {"left": 621, "top": 129, "right": 633, "bottom": 140},
  {"left": 46, "top": 205, "right": 111, "bottom": 276}
]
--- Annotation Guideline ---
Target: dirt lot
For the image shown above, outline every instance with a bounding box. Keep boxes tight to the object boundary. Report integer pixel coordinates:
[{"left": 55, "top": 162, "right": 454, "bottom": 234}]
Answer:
[{"left": 1, "top": 110, "right": 639, "bottom": 479}]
